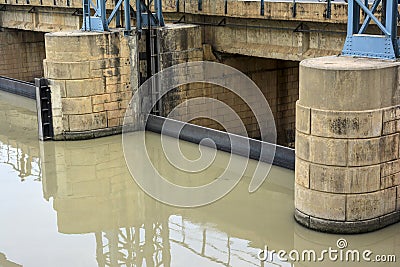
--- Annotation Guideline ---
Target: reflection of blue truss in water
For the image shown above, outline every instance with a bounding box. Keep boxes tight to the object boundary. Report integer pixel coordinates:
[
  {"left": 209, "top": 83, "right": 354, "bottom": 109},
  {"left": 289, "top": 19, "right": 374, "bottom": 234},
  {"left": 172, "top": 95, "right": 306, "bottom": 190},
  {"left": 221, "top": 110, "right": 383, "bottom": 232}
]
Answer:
[
  {"left": 95, "top": 222, "right": 168, "bottom": 267},
  {"left": 0, "top": 140, "right": 41, "bottom": 181},
  {"left": 94, "top": 216, "right": 291, "bottom": 267}
]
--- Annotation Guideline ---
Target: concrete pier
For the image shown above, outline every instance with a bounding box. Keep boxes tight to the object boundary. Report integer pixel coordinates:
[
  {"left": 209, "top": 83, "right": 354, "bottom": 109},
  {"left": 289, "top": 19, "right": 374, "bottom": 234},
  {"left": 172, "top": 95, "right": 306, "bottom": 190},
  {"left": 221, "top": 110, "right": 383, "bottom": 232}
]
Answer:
[
  {"left": 41, "top": 24, "right": 300, "bottom": 146},
  {"left": 295, "top": 56, "right": 400, "bottom": 233},
  {"left": 44, "top": 30, "right": 136, "bottom": 140},
  {"left": 43, "top": 25, "right": 204, "bottom": 140}
]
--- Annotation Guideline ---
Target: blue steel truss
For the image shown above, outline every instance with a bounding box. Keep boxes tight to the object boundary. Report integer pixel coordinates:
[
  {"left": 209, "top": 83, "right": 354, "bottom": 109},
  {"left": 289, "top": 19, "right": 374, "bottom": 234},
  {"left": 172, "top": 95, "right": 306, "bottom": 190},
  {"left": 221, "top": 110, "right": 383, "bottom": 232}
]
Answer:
[
  {"left": 82, "top": 0, "right": 130, "bottom": 31},
  {"left": 342, "top": 0, "right": 400, "bottom": 59},
  {"left": 136, "top": 0, "right": 165, "bottom": 33},
  {"left": 82, "top": 0, "right": 164, "bottom": 33}
]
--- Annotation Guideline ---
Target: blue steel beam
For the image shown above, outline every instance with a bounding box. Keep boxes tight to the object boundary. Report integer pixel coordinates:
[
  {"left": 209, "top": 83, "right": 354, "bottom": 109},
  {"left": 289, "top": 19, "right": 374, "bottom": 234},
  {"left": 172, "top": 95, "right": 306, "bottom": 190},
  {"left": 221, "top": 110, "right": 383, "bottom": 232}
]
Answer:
[
  {"left": 136, "top": 0, "right": 165, "bottom": 33},
  {"left": 358, "top": 0, "right": 381, "bottom": 34},
  {"left": 342, "top": 0, "right": 399, "bottom": 59},
  {"left": 82, "top": 0, "right": 164, "bottom": 33},
  {"left": 124, "top": 0, "right": 131, "bottom": 32},
  {"left": 107, "top": 0, "right": 124, "bottom": 25}
]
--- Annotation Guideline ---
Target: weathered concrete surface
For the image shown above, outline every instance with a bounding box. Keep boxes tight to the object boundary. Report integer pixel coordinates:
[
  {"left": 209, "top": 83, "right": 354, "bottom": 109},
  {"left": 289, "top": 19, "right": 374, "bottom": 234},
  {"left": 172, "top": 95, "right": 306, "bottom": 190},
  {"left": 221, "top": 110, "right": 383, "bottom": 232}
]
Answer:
[
  {"left": 136, "top": 23, "right": 298, "bottom": 145},
  {"left": 0, "top": 1, "right": 350, "bottom": 25},
  {"left": 299, "top": 56, "right": 400, "bottom": 110},
  {"left": 295, "top": 56, "right": 400, "bottom": 233},
  {"left": 0, "top": 1, "right": 352, "bottom": 61},
  {"left": 44, "top": 30, "right": 136, "bottom": 140}
]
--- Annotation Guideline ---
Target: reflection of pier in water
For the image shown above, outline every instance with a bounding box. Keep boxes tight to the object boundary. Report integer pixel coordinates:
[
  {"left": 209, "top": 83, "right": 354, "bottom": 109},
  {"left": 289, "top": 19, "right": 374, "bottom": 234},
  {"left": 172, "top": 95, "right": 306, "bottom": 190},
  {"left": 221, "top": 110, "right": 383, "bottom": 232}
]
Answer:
[
  {"left": 2, "top": 93, "right": 398, "bottom": 267},
  {"left": 40, "top": 133, "right": 294, "bottom": 267},
  {"left": 0, "top": 97, "right": 41, "bottom": 181},
  {"left": 0, "top": 141, "right": 41, "bottom": 181}
]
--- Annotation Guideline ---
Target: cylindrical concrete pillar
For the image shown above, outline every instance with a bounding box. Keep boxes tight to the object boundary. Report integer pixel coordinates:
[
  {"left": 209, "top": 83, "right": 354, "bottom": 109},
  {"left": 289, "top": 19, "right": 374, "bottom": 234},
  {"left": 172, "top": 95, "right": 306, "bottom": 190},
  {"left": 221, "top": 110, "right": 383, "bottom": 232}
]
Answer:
[
  {"left": 295, "top": 56, "right": 400, "bottom": 233},
  {"left": 43, "top": 30, "right": 135, "bottom": 140}
]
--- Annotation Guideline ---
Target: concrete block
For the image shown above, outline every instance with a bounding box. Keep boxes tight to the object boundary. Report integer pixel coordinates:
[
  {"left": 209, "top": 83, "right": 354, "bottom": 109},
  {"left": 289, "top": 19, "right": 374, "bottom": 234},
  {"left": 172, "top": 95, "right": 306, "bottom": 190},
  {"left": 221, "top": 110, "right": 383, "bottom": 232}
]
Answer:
[
  {"left": 348, "top": 137, "right": 380, "bottom": 166},
  {"left": 110, "top": 91, "right": 132, "bottom": 102},
  {"left": 295, "top": 157, "right": 310, "bottom": 188},
  {"left": 299, "top": 56, "right": 400, "bottom": 111},
  {"left": 381, "top": 173, "right": 400, "bottom": 189},
  {"left": 108, "top": 118, "right": 120, "bottom": 127},
  {"left": 295, "top": 184, "right": 346, "bottom": 221},
  {"left": 119, "top": 43, "right": 131, "bottom": 59},
  {"left": 381, "top": 159, "right": 400, "bottom": 177},
  {"left": 311, "top": 108, "right": 382, "bottom": 138},
  {"left": 68, "top": 112, "right": 107, "bottom": 131},
  {"left": 104, "top": 102, "right": 119, "bottom": 111},
  {"left": 295, "top": 102, "right": 310, "bottom": 134},
  {"left": 346, "top": 165, "right": 381, "bottom": 193},
  {"left": 382, "top": 120, "right": 399, "bottom": 135},
  {"left": 65, "top": 78, "right": 105, "bottom": 97},
  {"left": 92, "top": 94, "right": 111, "bottom": 105},
  {"left": 52, "top": 116, "right": 68, "bottom": 137},
  {"left": 44, "top": 60, "right": 90, "bottom": 80},
  {"left": 93, "top": 104, "right": 105, "bottom": 112},
  {"left": 102, "top": 66, "right": 131, "bottom": 77},
  {"left": 346, "top": 187, "right": 397, "bottom": 221},
  {"left": 107, "top": 109, "right": 125, "bottom": 119},
  {"left": 309, "top": 135, "right": 347, "bottom": 166},
  {"left": 310, "top": 164, "right": 380, "bottom": 193},
  {"left": 382, "top": 106, "right": 400, "bottom": 122},
  {"left": 90, "top": 69, "right": 103, "bottom": 78},
  {"left": 52, "top": 108, "right": 62, "bottom": 117},
  {"left": 105, "top": 75, "right": 131, "bottom": 86},
  {"left": 295, "top": 131, "right": 310, "bottom": 161},
  {"left": 62, "top": 97, "right": 92, "bottom": 115},
  {"left": 379, "top": 133, "right": 399, "bottom": 163},
  {"left": 158, "top": 24, "right": 202, "bottom": 52},
  {"left": 90, "top": 59, "right": 108, "bottom": 70},
  {"left": 48, "top": 79, "right": 66, "bottom": 98}
]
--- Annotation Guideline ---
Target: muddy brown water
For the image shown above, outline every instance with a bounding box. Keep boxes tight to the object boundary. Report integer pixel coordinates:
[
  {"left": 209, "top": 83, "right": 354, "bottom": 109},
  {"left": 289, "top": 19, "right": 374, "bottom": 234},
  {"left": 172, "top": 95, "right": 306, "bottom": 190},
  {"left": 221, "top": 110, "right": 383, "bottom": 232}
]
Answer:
[{"left": 0, "top": 92, "right": 398, "bottom": 267}]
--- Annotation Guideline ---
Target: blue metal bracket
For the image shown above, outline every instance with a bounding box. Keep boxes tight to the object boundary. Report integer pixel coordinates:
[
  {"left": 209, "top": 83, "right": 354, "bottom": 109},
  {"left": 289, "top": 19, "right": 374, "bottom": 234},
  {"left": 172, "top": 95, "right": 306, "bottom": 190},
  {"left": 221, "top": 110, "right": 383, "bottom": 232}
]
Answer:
[
  {"left": 342, "top": 0, "right": 399, "bottom": 59},
  {"left": 136, "top": 0, "right": 165, "bottom": 33},
  {"left": 82, "top": 0, "right": 131, "bottom": 32}
]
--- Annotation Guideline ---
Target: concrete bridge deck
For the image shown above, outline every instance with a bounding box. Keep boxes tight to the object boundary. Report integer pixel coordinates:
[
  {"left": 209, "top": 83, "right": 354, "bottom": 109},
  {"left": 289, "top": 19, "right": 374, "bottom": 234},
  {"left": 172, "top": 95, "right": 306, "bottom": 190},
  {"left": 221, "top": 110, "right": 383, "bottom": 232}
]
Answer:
[
  {"left": 1, "top": 0, "right": 396, "bottom": 60},
  {"left": 0, "top": 0, "right": 349, "bottom": 26},
  {"left": 0, "top": 0, "right": 352, "bottom": 60}
]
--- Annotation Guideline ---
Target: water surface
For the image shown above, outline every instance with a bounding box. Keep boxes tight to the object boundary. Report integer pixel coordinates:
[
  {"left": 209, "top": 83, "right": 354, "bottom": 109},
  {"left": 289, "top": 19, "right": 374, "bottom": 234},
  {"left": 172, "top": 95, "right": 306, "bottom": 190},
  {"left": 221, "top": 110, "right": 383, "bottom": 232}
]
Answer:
[{"left": 0, "top": 93, "right": 398, "bottom": 267}]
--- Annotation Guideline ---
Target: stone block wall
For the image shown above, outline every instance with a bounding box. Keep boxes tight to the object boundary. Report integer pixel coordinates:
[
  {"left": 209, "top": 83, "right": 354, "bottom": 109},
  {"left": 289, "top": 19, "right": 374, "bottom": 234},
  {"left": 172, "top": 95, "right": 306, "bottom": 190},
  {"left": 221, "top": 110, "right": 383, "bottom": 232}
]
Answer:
[
  {"left": 159, "top": 32, "right": 300, "bottom": 144},
  {"left": 164, "top": 82, "right": 264, "bottom": 139},
  {"left": 276, "top": 62, "right": 299, "bottom": 147},
  {"left": 224, "top": 58, "right": 299, "bottom": 144},
  {"left": 43, "top": 30, "right": 136, "bottom": 140},
  {"left": 42, "top": 24, "right": 300, "bottom": 145},
  {"left": 0, "top": 29, "right": 45, "bottom": 82},
  {"left": 295, "top": 56, "right": 400, "bottom": 233}
]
